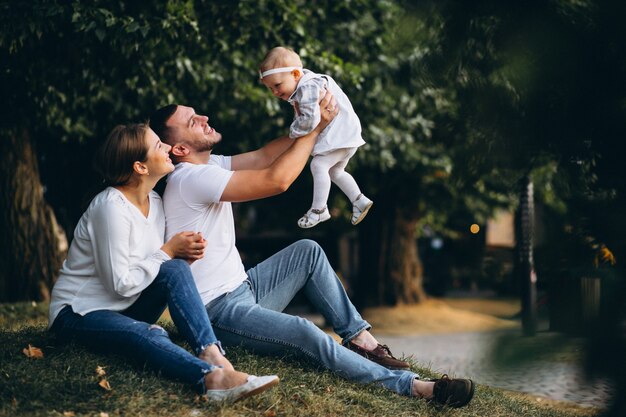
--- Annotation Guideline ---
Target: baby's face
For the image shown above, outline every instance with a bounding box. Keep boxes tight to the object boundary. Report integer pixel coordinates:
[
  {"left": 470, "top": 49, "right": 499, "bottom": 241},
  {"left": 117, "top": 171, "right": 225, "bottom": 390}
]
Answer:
[{"left": 261, "top": 71, "right": 300, "bottom": 101}]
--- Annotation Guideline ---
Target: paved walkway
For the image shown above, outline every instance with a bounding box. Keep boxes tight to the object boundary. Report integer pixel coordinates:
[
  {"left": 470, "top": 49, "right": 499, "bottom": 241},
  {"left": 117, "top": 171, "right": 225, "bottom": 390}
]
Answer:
[{"left": 377, "top": 330, "right": 614, "bottom": 408}]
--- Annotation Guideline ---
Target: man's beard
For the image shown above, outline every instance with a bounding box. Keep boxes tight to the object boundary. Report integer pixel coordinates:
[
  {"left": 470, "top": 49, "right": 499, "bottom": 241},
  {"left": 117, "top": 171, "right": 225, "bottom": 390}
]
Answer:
[
  {"left": 193, "top": 134, "right": 221, "bottom": 153},
  {"left": 195, "top": 142, "right": 214, "bottom": 153}
]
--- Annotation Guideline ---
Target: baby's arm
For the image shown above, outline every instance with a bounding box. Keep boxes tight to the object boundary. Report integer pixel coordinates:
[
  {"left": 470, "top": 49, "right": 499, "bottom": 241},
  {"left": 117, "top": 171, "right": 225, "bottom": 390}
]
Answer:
[{"left": 290, "top": 81, "right": 326, "bottom": 139}]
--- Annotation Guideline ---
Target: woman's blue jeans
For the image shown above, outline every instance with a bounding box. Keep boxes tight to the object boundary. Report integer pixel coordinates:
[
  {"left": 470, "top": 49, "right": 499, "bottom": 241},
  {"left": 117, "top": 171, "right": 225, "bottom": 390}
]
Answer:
[
  {"left": 50, "top": 259, "right": 221, "bottom": 393},
  {"left": 206, "top": 239, "right": 419, "bottom": 396}
]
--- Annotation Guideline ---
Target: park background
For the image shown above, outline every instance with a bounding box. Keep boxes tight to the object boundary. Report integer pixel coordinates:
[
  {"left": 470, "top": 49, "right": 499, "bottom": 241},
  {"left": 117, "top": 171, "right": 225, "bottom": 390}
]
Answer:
[{"left": 1, "top": 1, "right": 625, "bottom": 416}]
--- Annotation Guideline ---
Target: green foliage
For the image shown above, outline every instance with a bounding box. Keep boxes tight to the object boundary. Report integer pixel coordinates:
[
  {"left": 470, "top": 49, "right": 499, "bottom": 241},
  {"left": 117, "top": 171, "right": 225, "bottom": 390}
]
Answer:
[
  {"left": 1, "top": 1, "right": 198, "bottom": 139},
  {"left": 0, "top": 0, "right": 395, "bottom": 227},
  {"left": 0, "top": 0, "right": 540, "bottom": 238},
  {"left": 2, "top": 0, "right": 376, "bottom": 133},
  {"left": 2, "top": 0, "right": 625, "bottom": 294}
]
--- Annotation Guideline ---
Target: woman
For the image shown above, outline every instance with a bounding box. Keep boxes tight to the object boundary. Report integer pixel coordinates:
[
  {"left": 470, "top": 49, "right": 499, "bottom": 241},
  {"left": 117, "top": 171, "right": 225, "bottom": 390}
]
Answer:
[{"left": 48, "top": 124, "right": 278, "bottom": 401}]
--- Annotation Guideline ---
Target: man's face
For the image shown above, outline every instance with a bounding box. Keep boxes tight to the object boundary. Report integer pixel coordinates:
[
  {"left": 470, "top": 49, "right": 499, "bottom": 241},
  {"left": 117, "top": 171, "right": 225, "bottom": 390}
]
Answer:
[{"left": 167, "top": 105, "right": 222, "bottom": 152}]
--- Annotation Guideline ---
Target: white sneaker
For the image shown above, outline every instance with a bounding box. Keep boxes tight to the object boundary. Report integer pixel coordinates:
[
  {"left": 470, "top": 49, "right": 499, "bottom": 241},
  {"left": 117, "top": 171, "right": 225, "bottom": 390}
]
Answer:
[
  {"left": 298, "top": 206, "right": 331, "bottom": 228},
  {"left": 205, "top": 374, "right": 279, "bottom": 402},
  {"left": 351, "top": 194, "right": 373, "bottom": 225}
]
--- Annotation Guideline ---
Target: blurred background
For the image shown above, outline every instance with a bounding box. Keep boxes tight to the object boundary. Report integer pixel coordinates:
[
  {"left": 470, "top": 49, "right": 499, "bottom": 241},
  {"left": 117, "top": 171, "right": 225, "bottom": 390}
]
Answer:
[{"left": 1, "top": 0, "right": 625, "bottom": 414}]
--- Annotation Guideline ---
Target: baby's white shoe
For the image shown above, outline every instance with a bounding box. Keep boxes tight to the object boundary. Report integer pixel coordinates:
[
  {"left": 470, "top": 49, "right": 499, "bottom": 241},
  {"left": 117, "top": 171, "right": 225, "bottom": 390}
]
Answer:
[
  {"left": 298, "top": 206, "right": 331, "bottom": 228},
  {"left": 351, "top": 194, "right": 373, "bottom": 225}
]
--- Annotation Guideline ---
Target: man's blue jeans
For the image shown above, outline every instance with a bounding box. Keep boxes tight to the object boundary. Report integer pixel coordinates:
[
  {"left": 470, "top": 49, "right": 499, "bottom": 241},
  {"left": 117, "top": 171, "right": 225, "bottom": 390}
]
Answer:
[
  {"left": 206, "top": 239, "right": 419, "bottom": 396},
  {"left": 51, "top": 259, "right": 221, "bottom": 393}
]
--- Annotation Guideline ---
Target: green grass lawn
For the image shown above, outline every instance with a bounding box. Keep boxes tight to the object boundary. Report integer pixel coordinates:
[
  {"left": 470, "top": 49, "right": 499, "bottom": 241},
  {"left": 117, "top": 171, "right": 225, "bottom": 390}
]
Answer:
[{"left": 0, "top": 302, "right": 601, "bottom": 417}]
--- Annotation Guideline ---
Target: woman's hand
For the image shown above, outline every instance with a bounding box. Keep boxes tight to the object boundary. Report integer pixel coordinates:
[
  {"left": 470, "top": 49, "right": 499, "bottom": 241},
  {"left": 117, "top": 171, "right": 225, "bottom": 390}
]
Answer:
[
  {"left": 161, "top": 232, "right": 207, "bottom": 264},
  {"left": 315, "top": 90, "right": 339, "bottom": 132}
]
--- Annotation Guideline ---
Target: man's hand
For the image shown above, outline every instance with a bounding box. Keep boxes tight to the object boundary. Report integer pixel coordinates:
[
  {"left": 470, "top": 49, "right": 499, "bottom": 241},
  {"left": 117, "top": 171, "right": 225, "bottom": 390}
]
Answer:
[{"left": 315, "top": 90, "right": 338, "bottom": 132}]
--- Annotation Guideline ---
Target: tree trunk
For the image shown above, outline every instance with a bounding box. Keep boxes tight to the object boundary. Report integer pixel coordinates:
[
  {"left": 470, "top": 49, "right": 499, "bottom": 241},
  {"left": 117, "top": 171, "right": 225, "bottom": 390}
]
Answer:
[
  {"left": 356, "top": 198, "right": 428, "bottom": 307},
  {"left": 0, "top": 129, "right": 66, "bottom": 302}
]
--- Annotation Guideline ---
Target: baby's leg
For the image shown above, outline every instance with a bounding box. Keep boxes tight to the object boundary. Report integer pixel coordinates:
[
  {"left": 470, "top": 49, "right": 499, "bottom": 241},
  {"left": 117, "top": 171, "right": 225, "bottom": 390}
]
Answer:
[
  {"left": 328, "top": 147, "right": 361, "bottom": 201},
  {"left": 310, "top": 151, "right": 343, "bottom": 209},
  {"left": 298, "top": 151, "right": 346, "bottom": 228},
  {"left": 328, "top": 148, "right": 373, "bottom": 225}
]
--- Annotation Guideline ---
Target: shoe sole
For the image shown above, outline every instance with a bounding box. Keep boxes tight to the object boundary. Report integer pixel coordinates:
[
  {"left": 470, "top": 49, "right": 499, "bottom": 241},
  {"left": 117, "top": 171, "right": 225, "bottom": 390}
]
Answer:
[
  {"left": 234, "top": 376, "right": 280, "bottom": 402},
  {"left": 298, "top": 214, "right": 331, "bottom": 229},
  {"left": 352, "top": 201, "right": 373, "bottom": 225}
]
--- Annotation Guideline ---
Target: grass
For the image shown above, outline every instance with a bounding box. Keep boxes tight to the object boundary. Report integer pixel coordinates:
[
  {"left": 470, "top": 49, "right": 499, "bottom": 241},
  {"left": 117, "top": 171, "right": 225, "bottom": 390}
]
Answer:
[{"left": 0, "top": 302, "right": 601, "bottom": 417}]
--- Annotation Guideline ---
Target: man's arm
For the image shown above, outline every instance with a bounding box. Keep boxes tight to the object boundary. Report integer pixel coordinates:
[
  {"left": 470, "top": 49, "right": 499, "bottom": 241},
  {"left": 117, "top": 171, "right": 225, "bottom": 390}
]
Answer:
[
  {"left": 230, "top": 135, "right": 292, "bottom": 171},
  {"left": 221, "top": 132, "right": 316, "bottom": 202},
  {"left": 221, "top": 92, "right": 337, "bottom": 202}
]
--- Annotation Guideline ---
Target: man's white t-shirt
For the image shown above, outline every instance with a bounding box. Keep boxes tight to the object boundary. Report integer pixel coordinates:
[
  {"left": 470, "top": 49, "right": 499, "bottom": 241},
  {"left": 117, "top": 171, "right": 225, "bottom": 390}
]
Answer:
[{"left": 163, "top": 155, "right": 247, "bottom": 305}]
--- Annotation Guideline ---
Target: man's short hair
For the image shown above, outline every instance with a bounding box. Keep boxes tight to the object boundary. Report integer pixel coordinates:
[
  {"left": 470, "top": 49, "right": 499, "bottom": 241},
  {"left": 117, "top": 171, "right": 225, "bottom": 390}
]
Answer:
[{"left": 149, "top": 104, "right": 178, "bottom": 144}]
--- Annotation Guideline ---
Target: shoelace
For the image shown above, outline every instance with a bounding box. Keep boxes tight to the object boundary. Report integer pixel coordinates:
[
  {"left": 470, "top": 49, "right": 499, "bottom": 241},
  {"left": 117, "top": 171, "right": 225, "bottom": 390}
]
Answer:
[{"left": 378, "top": 344, "right": 397, "bottom": 358}]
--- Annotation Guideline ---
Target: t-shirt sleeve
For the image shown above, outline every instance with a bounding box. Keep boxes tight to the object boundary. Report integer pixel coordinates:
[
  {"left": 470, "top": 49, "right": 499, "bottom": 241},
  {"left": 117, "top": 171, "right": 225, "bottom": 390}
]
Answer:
[
  {"left": 89, "top": 201, "right": 170, "bottom": 298},
  {"left": 180, "top": 161, "right": 234, "bottom": 205},
  {"left": 209, "top": 154, "right": 232, "bottom": 170},
  {"left": 289, "top": 82, "right": 324, "bottom": 139}
]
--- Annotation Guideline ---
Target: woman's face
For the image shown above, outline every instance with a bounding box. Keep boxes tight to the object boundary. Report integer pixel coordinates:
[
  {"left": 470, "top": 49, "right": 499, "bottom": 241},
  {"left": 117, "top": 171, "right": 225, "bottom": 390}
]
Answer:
[{"left": 143, "top": 128, "right": 174, "bottom": 179}]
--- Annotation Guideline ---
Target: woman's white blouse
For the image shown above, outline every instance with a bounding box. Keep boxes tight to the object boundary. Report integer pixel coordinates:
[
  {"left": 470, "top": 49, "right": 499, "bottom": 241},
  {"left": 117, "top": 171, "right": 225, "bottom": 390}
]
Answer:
[{"left": 48, "top": 187, "right": 171, "bottom": 328}]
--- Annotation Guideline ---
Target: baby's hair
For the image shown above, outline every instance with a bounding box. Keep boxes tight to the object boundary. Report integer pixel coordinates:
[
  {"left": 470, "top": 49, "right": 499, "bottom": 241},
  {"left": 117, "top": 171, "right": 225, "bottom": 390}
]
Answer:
[{"left": 259, "top": 46, "right": 303, "bottom": 72}]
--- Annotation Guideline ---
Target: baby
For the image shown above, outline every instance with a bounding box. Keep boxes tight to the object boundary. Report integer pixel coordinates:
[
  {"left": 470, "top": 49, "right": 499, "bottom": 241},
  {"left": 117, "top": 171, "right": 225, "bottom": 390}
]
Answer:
[{"left": 259, "top": 46, "right": 373, "bottom": 228}]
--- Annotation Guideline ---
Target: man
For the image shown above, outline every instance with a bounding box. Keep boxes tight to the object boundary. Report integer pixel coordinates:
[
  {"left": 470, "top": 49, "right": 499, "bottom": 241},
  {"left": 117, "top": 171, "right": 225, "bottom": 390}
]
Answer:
[{"left": 150, "top": 93, "right": 474, "bottom": 407}]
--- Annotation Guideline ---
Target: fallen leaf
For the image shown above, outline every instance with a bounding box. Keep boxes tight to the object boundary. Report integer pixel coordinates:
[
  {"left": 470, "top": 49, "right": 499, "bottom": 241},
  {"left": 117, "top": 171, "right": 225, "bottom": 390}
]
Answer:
[
  {"left": 168, "top": 394, "right": 178, "bottom": 400},
  {"left": 263, "top": 410, "right": 277, "bottom": 417},
  {"left": 95, "top": 366, "right": 107, "bottom": 377},
  {"left": 63, "top": 412, "right": 76, "bottom": 417},
  {"left": 99, "top": 413, "right": 109, "bottom": 417},
  {"left": 22, "top": 344, "right": 44, "bottom": 359},
  {"left": 98, "top": 378, "right": 112, "bottom": 391}
]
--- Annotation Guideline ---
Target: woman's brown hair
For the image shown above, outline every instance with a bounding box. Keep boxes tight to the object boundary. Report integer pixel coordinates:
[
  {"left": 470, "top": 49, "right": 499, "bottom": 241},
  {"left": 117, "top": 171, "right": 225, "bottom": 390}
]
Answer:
[{"left": 93, "top": 124, "right": 149, "bottom": 186}]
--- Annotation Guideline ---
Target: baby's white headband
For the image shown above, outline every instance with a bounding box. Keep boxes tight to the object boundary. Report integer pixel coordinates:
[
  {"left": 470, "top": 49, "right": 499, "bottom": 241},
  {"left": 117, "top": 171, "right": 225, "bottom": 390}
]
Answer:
[{"left": 259, "top": 66, "right": 302, "bottom": 79}]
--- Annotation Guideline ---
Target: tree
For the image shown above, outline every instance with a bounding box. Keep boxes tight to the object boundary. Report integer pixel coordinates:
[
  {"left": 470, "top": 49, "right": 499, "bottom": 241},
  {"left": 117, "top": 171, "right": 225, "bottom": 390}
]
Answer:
[
  {"left": 5, "top": 0, "right": 622, "bottom": 316},
  {"left": 0, "top": 1, "right": 208, "bottom": 300},
  {"left": 347, "top": 2, "right": 516, "bottom": 305},
  {"left": 0, "top": 0, "right": 393, "bottom": 301}
]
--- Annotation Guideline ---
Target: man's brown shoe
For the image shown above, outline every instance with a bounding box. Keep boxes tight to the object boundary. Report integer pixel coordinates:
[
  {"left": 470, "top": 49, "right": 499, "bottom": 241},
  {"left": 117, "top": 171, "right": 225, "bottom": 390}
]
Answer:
[
  {"left": 344, "top": 341, "right": 410, "bottom": 369},
  {"left": 430, "top": 374, "right": 475, "bottom": 408}
]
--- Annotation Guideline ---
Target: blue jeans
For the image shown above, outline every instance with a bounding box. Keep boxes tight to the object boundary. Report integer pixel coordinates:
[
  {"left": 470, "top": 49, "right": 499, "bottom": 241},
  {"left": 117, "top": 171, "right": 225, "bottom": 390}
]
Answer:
[
  {"left": 50, "top": 259, "right": 221, "bottom": 393},
  {"left": 206, "top": 239, "right": 418, "bottom": 396}
]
